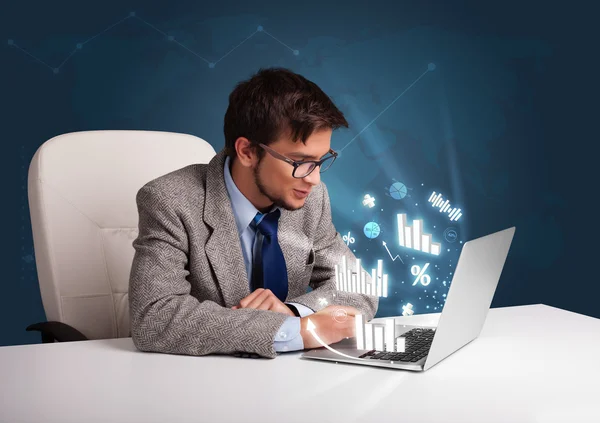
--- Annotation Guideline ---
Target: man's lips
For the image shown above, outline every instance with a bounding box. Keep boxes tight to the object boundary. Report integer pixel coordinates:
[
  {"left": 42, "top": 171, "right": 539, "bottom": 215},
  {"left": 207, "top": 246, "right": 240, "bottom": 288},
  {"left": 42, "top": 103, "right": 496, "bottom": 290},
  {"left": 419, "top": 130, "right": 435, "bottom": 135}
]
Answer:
[{"left": 293, "top": 189, "right": 311, "bottom": 198}]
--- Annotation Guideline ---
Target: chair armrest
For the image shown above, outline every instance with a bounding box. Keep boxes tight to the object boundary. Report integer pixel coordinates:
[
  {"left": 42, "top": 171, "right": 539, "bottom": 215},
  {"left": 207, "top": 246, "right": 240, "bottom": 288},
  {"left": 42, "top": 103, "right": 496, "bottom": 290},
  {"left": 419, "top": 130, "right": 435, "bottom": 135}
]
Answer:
[{"left": 26, "top": 321, "right": 89, "bottom": 343}]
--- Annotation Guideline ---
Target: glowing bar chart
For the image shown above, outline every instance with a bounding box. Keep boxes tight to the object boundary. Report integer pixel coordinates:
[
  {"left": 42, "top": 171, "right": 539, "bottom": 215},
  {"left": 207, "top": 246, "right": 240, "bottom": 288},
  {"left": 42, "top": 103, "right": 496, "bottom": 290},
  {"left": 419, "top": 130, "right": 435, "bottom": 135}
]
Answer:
[
  {"left": 374, "top": 325, "right": 385, "bottom": 351},
  {"left": 355, "top": 314, "right": 365, "bottom": 350},
  {"left": 397, "top": 213, "right": 441, "bottom": 256},
  {"left": 335, "top": 256, "right": 389, "bottom": 297},
  {"left": 364, "top": 322, "right": 374, "bottom": 350},
  {"left": 355, "top": 315, "right": 405, "bottom": 353},
  {"left": 428, "top": 191, "right": 462, "bottom": 221},
  {"left": 385, "top": 319, "right": 396, "bottom": 352}
]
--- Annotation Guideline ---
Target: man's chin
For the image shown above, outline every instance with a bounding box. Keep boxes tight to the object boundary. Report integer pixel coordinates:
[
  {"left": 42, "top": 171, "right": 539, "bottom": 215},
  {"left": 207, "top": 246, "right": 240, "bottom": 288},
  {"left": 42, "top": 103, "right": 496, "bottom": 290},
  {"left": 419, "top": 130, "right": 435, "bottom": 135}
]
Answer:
[{"left": 278, "top": 198, "right": 306, "bottom": 211}]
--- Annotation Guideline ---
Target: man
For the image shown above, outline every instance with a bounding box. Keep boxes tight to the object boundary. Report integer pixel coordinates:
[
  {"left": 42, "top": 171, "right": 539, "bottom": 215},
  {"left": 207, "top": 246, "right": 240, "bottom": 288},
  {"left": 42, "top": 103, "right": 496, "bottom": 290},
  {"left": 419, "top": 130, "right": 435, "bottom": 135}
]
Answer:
[{"left": 129, "top": 67, "right": 378, "bottom": 359}]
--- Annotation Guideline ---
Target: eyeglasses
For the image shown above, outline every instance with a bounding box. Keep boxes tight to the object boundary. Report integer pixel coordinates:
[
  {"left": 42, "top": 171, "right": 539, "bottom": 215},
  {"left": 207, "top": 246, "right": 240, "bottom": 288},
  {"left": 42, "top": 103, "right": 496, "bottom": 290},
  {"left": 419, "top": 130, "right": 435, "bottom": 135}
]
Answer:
[{"left": 258, "top": 143, "right": 338, "bottom": 178}]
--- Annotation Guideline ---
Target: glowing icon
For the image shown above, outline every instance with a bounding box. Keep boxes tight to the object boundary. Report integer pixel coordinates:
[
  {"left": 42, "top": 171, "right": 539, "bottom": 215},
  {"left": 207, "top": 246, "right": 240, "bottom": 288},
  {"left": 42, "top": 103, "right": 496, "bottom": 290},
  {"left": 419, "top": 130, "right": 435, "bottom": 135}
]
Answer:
[
  {"left": 318, "top": 298, "right": 328, "bottom": 306},
  {"left": 332, "top": 308, "right": 348, "bottom": 323},
  {"left": 364, "top": 221, "right": 381, "bottom": 239},
  {"left": 411, "top": 263, "right": 431, "bottom": 286},
  {"left": 362, "top": 194, "right": 375, "bottom": 208},
  {"left": 22, "top": 254, "right": 34, "bottom": 264},
  {"left": 381, "top": 240, "right": 404, "bottom": 264},
  {"left": 397, "top": 213, "right": 440, "bottom": 255},
  {"left": 428, "top": 191, "right": 462, "bottom": 221},
  {"left": 343, "top": 231, "right": 355, "bottom": 246},
  {"left": 444, "top": 227, "right": 458, "bottom": 243},
  {"left": 402, "top": 303, "right": 414, "bottom": 316},
  {"left": 335, "top": 256, "right": 388, "bottom": 297},
  {"left": 385, "top": 179, "right": 411, "bottom": 200}
]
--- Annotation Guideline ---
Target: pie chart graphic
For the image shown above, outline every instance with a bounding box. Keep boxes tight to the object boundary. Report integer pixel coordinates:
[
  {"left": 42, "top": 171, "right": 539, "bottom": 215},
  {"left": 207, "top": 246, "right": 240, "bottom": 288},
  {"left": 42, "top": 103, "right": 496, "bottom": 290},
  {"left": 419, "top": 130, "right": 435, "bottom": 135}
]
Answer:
[
  {"left": 363, "top": 221, "right": 381, "bottom": 239},
  {"left": 389, "top": 181, "right": 408, "bottom": 200}
]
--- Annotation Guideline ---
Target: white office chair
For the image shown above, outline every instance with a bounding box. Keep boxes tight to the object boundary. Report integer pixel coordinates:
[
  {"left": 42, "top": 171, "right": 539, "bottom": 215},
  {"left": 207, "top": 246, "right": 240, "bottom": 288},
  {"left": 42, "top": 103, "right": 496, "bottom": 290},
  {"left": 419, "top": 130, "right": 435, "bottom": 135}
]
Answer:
[{"left": 26, "top": 130, "right": 216, "bottom": 342}]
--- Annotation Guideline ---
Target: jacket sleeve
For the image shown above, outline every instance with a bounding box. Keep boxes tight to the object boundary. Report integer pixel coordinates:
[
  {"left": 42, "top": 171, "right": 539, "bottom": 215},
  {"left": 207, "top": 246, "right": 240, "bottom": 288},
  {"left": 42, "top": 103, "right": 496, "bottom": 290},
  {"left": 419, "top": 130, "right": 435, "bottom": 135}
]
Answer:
[
  {"left": 129, "top": 184, "right": 289, "bottom": 358},
  {"left": 286, "top": 183, "right": 379, "bottom": 321}
]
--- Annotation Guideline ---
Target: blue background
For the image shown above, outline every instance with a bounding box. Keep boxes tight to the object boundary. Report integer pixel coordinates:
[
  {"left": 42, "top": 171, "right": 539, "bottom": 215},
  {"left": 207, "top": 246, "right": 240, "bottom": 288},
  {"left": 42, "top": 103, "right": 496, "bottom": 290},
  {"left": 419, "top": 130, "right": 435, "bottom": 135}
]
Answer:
[{"left": 1, "top": 0, "right": 597, "bottom": 346}]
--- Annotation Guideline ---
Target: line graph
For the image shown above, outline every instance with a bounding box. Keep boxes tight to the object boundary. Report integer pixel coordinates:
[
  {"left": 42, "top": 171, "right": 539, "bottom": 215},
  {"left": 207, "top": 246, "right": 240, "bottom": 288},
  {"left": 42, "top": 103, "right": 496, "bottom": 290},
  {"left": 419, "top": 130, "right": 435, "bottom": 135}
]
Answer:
[
  {"left": 382, "top": 241, "right": 405, "bottom": 264},
  {"left": 7, "top": 12, "right": 299, "bottom": 74},
  {"left": 338, "top": 63, "right": 436, "bottom": 153}
]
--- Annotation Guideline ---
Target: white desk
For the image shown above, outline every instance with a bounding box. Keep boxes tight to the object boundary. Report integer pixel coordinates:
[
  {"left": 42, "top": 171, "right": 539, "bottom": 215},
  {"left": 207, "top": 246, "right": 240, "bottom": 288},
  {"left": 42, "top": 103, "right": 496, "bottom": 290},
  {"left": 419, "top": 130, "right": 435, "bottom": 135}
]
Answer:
[{"left": 1, "top": 304, "right": 599, "bottom": 423}]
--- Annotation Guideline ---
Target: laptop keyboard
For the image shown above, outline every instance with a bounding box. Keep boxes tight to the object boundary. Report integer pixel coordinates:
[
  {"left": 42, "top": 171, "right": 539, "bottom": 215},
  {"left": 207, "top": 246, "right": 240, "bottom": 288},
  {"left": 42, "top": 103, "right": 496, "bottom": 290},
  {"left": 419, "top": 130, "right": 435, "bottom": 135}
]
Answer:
[{"left": 357, "top": 328, "right": 435, "bottom": 363}]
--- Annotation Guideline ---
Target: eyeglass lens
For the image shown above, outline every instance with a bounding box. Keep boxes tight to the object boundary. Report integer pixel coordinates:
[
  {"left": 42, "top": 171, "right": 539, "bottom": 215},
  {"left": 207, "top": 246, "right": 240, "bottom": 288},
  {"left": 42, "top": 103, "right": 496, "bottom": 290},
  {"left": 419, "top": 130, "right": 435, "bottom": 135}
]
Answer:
[{"left": 294, "top": 156, "right": 334, "bottom": 177}]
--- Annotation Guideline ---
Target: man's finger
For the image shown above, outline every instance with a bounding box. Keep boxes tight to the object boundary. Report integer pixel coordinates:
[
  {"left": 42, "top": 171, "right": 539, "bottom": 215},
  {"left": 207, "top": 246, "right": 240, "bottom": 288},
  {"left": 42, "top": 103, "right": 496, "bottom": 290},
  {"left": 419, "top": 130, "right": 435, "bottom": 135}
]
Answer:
[
  {"left": 256, "top": 297, "right": 274, "bottom": 311},
  {"left": 246, "top": 289, "right": 272, "bottom": 309},
  {"left": 239, "top": 288, "right": 265, "bottom": 308}
]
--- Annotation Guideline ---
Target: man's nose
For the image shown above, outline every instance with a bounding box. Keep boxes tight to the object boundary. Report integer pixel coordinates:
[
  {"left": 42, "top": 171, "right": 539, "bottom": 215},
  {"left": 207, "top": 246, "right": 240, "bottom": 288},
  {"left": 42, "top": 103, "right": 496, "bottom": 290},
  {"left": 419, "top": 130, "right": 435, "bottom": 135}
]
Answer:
[{"left": 303, "top": 168, "right": 321, "bottom": 186}]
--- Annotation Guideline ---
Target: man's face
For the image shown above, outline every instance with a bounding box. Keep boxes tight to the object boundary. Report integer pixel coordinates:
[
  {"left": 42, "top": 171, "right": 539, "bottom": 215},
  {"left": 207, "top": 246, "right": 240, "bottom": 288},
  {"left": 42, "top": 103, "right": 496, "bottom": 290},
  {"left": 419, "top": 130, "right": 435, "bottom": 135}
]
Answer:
[{"left": 253, "top": 128, "right": 332, "bottom": 211}]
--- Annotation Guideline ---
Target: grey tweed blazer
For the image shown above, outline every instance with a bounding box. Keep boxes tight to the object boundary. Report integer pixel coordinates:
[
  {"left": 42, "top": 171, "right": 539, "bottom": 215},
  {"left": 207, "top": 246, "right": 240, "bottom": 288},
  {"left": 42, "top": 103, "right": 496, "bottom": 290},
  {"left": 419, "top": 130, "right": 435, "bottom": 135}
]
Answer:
[{"left": 129, "top": 149, "right": 378, "bottom": 358}]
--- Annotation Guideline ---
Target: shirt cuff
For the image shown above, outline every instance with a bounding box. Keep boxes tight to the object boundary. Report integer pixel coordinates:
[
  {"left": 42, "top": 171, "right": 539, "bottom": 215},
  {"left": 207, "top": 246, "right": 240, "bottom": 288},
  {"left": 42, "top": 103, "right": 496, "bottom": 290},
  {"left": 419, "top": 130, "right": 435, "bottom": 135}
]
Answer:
[
  {"left": 273, "top": 316, "right": 304, "bottom": 352},
  {"left": 286, "top": 302, "right": 314, "bottom": 318}
]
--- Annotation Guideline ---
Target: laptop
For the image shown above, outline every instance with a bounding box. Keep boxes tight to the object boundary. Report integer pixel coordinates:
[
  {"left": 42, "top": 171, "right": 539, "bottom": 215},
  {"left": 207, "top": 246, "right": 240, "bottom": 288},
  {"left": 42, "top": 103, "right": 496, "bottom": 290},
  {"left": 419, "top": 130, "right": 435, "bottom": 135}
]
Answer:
[{"left": 301, "top": 226, "right": 516, "bottom": 371}]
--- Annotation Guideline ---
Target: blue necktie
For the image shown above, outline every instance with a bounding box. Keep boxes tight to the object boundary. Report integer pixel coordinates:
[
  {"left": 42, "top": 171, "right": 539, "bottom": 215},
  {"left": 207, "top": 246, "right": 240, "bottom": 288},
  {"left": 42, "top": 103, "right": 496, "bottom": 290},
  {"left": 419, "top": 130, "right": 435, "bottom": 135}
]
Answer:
[{"left": 251, "top": 209, "right": 289, "bottom": 302}]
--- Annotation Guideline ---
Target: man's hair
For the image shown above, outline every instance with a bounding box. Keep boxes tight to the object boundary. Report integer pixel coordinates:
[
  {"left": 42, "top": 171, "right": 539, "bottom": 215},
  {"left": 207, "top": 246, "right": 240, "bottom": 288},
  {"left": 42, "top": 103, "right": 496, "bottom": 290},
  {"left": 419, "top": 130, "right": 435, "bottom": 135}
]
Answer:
[{"left": 223, "top": 67, "right": 349, "bottom": 159}]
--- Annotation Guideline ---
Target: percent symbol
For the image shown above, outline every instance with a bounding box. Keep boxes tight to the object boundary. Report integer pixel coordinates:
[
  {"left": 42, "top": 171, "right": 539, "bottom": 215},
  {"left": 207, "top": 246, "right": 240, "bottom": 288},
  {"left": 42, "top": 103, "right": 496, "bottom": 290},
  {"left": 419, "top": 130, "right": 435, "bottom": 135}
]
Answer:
[
  {"left": 411, "top": 263, "right": 431, "bottom": 286},
  {"left": 343, "top": 232, "right": 355, "bottom": 246}
]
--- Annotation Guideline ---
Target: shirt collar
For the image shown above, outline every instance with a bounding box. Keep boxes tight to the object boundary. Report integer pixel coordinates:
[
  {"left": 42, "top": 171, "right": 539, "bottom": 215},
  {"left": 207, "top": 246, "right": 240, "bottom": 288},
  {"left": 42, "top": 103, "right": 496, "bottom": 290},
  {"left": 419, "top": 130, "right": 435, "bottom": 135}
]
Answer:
[{"left": 224, "top": 156, "right": 274, "bottom": 234}]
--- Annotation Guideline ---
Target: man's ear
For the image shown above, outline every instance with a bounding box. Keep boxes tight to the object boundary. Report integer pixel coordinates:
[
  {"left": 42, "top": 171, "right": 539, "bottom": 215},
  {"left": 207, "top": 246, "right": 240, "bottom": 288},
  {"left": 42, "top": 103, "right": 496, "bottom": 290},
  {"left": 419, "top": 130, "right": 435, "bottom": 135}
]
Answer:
[{"left": 235, "top": 137, "right": 258, "bottom": 168}]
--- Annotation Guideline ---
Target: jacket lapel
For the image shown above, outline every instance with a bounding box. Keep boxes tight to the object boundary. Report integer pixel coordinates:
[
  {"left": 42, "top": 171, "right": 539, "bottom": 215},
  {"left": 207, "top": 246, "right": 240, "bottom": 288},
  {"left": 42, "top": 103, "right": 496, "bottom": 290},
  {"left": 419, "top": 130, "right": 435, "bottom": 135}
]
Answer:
[{"left": 203, "top": 150, "right": 251, "bottom": 307}]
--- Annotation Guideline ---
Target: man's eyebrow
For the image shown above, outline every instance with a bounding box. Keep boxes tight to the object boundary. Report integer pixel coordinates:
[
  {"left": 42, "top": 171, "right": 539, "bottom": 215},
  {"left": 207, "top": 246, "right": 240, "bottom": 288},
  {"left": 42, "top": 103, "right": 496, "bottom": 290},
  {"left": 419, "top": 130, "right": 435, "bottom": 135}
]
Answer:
[{"left": 287, "top": 151, "right": 328, "bottom": 160}]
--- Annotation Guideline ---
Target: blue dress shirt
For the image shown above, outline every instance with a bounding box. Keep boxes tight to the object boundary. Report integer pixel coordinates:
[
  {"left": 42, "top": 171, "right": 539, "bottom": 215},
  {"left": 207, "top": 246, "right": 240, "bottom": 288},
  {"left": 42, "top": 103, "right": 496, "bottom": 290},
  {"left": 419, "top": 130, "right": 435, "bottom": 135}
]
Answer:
[{"left": 223, "top": 156, "right": 314, "bottom": 352}]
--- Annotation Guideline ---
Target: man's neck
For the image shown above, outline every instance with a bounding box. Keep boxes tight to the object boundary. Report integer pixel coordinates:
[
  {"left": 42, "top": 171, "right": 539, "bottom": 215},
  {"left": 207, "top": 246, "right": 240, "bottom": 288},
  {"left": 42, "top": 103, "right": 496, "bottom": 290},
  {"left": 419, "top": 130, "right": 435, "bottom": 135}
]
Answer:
[{"left": 230, "top": 157, "right": 273, "bottom": 213}]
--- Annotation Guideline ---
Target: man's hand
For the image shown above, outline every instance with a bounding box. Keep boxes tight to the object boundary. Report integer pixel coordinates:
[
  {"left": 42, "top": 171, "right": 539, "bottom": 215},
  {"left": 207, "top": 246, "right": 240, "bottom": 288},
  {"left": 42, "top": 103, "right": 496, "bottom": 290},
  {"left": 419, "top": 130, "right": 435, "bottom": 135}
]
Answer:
[
  {"left": 300, "top": 305, "right": 360, "bottom": 350},
  {"left": 231, "top": 288, "right": 295, "bottom": 317}
]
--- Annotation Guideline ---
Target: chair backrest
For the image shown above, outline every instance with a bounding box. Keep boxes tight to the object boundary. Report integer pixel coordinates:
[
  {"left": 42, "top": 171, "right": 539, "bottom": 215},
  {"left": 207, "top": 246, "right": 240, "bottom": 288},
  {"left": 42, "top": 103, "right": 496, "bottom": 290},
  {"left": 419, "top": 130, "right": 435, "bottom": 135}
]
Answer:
[{"left": 27, "top": 130, "right": 216, "bottom": 340}]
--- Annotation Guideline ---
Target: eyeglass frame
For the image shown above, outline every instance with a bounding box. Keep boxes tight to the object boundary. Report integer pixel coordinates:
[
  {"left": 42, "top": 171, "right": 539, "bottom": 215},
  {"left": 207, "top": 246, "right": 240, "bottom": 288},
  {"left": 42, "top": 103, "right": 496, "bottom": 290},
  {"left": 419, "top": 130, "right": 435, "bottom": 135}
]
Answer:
[{"left": 257, "top": 143, "right": 338, "bottom": 178}]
